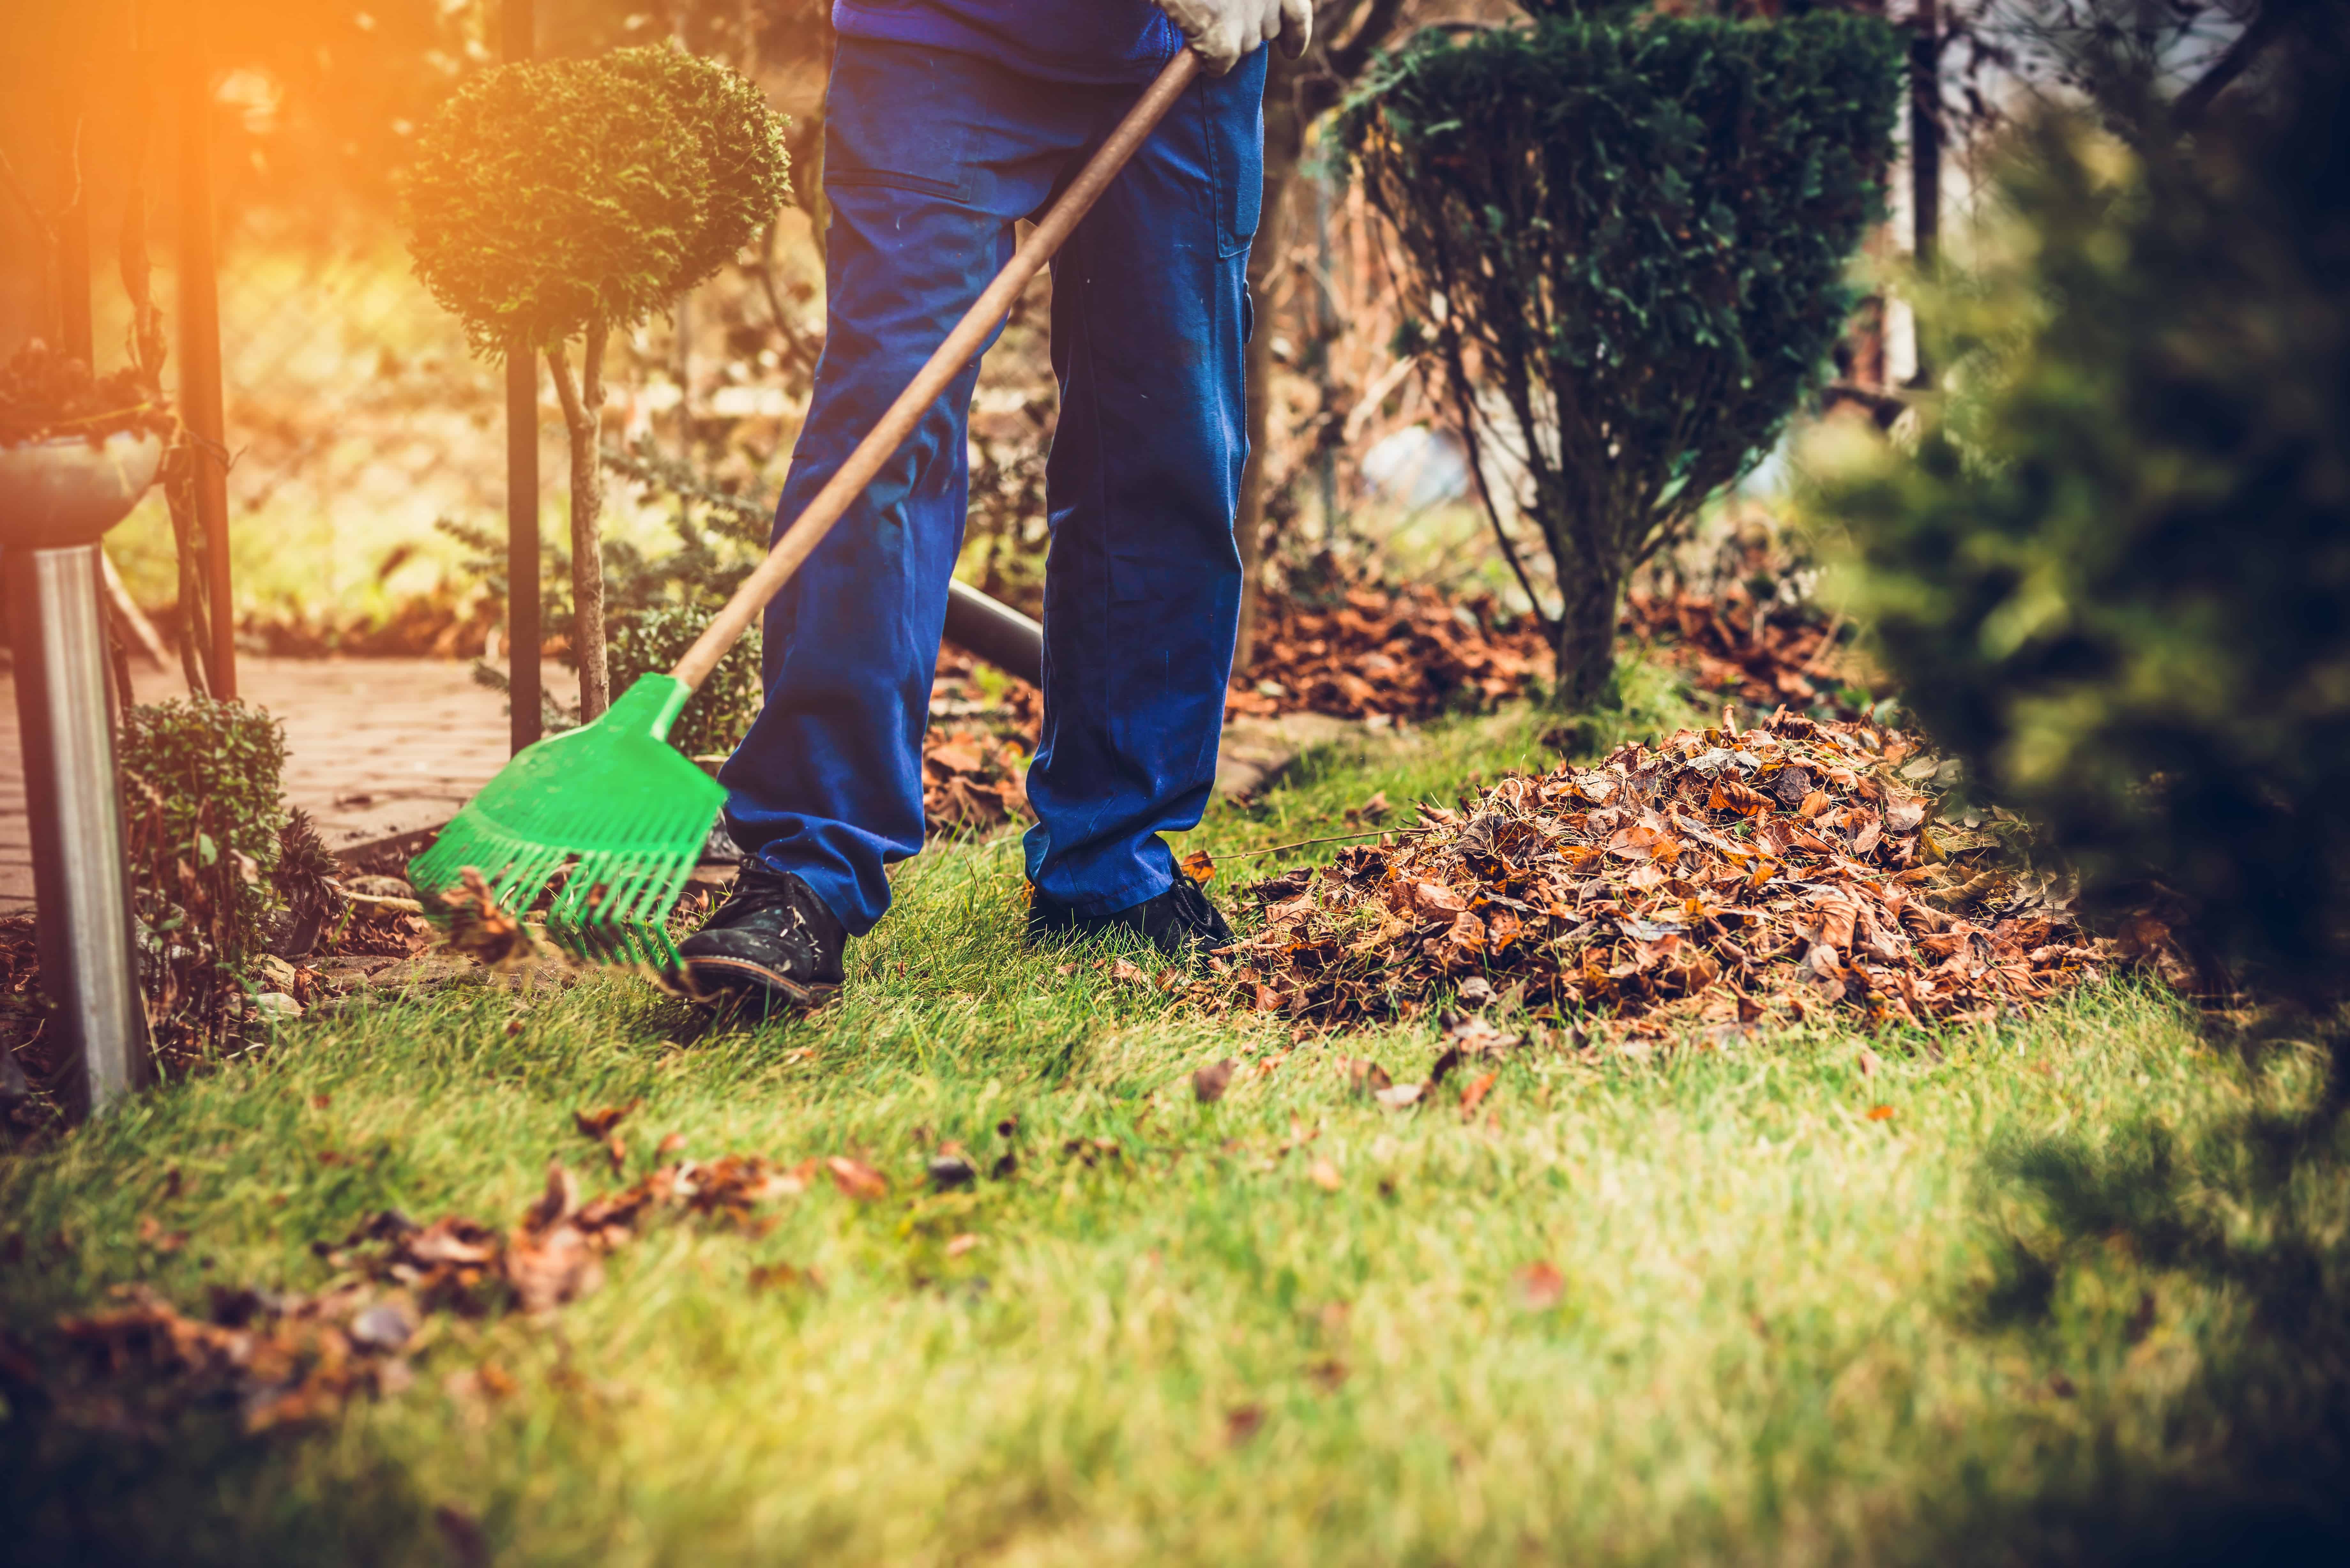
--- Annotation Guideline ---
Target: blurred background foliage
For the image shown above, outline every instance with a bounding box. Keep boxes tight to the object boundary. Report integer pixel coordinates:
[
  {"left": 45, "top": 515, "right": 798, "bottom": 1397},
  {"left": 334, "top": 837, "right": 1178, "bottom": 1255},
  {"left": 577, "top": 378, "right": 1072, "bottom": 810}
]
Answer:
[
  {"left": 0, "top": 0, "right": 2311, "bottom": 750},
  {"left": 1814, "top": 0, "right": 2350, "bottom": 1014}
]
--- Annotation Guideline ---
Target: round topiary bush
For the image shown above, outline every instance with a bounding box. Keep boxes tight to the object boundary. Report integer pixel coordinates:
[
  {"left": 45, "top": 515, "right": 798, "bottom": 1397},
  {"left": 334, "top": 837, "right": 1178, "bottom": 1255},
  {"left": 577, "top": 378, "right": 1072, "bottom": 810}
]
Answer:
[{"left": 400, "top": 47, "right": 789, "bottom": 720}]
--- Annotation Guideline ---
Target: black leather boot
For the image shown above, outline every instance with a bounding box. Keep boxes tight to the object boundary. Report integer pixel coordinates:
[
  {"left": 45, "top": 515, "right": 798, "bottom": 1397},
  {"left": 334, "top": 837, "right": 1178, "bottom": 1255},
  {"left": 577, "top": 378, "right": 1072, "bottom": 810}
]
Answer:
[{"left": 673, "top": 863, "right": 848, "bottom": 1011}]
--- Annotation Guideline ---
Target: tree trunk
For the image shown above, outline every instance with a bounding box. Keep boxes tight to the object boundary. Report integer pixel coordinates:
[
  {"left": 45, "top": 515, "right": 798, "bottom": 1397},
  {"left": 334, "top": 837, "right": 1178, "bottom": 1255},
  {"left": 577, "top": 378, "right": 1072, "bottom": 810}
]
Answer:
[
  {"left": 1907, "top": 0, "right": 1941, "bottom": 388},
  {"left": 1230, "top": 1, "right": 1414, "bottom": 674},
  {"left": 548, "top": 331, "right": 610, "bottom": 721},
  {"left": 1232, "top": 154, "right": 1300, "bottom": 678},
  {"left": 1550, "top": 548, "right": 1623, "bottom": 711}
]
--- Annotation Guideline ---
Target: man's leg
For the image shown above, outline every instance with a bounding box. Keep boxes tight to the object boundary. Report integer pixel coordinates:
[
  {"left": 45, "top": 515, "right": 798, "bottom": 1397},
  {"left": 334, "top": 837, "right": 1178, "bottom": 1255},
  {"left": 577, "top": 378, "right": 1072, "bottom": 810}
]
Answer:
[
  {"left": 1022, "top": 51, "right": 1268, "bottom": 915},
  {"left": 718, "top": 39, "right": 1078, "bottom": 937}
]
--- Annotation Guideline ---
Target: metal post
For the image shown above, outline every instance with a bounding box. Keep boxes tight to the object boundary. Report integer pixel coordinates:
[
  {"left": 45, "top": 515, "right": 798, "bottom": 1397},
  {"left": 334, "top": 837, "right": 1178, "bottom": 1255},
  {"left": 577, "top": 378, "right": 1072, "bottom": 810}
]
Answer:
[
  {"left": 7, "top": 544, "right": 150, "bottom": 1118},
  {"left": 504, "top": 0, "right": 541, "bottom": 751},
  {"left": 175, "top": 5, "right": 236, "bottom": 699}
]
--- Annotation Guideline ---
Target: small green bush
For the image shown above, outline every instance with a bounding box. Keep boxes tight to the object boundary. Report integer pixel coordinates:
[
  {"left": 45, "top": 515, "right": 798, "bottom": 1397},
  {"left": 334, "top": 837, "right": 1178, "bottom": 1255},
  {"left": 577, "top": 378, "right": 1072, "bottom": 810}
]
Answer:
[
  {"left": 1815, "top": 15, "right": 2350, "bottom": 1004},
  {"left": 119, "top": 697, "right": 288, "bottom": 1043},
  {"left": 119, "top": 697, "right": 287, "bottom": 908},
  {"left": 1339, "top": 11, "right": 1900, "bottom": 705},
  {"left": 607, "top": 605, "right": 763, "bottom": 759}
]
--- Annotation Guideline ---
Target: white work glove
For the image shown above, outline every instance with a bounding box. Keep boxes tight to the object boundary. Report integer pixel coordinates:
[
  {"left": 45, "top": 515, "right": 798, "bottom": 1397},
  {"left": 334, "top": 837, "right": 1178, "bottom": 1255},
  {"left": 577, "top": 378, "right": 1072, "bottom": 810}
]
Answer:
[{"left": 1160, "top": 0, "right": 1312, "bottom": 75}]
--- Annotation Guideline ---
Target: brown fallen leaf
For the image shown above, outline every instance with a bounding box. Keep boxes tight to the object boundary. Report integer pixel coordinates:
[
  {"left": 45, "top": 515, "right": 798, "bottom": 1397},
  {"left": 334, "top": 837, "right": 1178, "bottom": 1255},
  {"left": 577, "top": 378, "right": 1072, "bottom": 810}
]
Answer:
[
  {"left": 1179, "top": 848, "right": 1217, "bottom": 886},
  {"left": 748, "top": 1261, "right": 824, "bottom": 1293},
  {"left": 503, "top": 1221, "right": 601, "bottom": 1314},
  {"left": 1341, "top": 1058, "right": 1393, "bottom": 1095},
  {"left": 1867, "top": 1104, "right": 1896, "bottom": 1122},
  {"left": 1193, "top": 1058, "right": 1237, "bottom": 1104},
  {"left": 1225, "top": 1404, "right": 1266, "bottom": 1446},
  {"left": 656, "top": 1131, "right": 687, "bottom": 1157},
  {"left": 444, "top": 1363, "right": 519, "bottom": 1404},
  {"left": 1308, "top": 1159, "right": 1342, "bottom": 1192},
  {"left": 946, "top": 1233, "right": 981, "bottom": 1258},
  {"left": 1515, "top": 1260, "right": 1566, "bottom": 1310},
  {"left": 525, "top": 1161, "right": 580, "bottom": 1232},
  {"left": 1459, "top": 1071, "right": 1498, "bottom": 1118},
  {"left": 135, "top": 1214, "right": 188, "bottom": 1253},
  {"left": 826, "top": 1156, "right": 889, "bottom": 1200},
  {"left": 440, "top": 867, "right": 537, "bottom": 969},
  {"left": 572, "top": 1100, "right": 641, "bottom": 1140},
  {"left": 1373, "top": 1082, "right": 1425, "bottom": 1110},
  {"left": 927, "top": 740, "right": 985, "bottom": 774}
]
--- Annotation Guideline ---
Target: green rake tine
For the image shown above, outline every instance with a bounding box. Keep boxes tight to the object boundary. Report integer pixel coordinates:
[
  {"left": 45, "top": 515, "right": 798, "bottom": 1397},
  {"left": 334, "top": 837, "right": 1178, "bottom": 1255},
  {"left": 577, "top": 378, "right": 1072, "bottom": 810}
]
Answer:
[{"left": 410, "top": 674, "right": 724, "bottom": 970}]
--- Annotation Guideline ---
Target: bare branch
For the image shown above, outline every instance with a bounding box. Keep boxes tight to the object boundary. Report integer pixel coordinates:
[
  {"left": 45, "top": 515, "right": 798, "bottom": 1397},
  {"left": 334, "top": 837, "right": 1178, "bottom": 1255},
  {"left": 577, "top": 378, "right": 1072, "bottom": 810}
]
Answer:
[{"left": 0, "top": 145, "right": 56, "bottom": 249}]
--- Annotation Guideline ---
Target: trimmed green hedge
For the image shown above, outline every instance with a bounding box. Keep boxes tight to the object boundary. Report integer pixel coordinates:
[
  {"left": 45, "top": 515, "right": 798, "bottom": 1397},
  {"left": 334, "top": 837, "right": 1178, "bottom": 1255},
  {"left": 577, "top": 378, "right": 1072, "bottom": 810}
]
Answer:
[{"left": 1340, "top": 12, "right": 1899, "bottom": 705}]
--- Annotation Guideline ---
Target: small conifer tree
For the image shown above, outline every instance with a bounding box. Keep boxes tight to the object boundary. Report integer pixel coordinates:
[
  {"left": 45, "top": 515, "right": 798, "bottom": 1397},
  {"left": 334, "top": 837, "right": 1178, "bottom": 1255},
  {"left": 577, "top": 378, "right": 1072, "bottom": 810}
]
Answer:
[{"left": 1340, "top": 10, "right": 1900, "bottom": 706}]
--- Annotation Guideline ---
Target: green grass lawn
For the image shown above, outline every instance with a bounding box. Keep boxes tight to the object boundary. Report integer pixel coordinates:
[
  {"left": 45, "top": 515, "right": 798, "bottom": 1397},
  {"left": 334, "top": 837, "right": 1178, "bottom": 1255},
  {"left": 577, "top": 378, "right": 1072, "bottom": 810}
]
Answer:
[{"left": 5, "top": 706, "right": 2347, "bottom": 1565}]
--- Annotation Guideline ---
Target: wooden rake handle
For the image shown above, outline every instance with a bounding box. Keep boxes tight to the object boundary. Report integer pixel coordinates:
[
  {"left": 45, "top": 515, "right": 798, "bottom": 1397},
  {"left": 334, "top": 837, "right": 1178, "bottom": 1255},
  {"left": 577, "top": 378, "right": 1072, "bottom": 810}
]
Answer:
[{"left": 672, "top": 48, "right": 1204, "bottom": 690}]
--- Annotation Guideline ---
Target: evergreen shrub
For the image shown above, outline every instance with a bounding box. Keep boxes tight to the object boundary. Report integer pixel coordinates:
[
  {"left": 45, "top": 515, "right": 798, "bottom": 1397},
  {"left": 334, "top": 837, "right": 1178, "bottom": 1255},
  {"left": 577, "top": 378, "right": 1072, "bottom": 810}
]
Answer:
[
  {"left": 1815, "top": 17, "right": 2350, "bottom": 1004},
  {"left": 1339, "top": 11, "right": 1900, "bottom": 705},
  {"left": 400, "top": 46, "right": 789, "bottom": 719}
]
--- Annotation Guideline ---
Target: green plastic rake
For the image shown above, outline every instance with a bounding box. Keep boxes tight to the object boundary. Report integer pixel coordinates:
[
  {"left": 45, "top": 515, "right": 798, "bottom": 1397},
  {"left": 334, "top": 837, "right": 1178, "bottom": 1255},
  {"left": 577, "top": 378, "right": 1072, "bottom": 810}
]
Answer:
[{"left": 409, "top": 50, "right": 1200, "bottom": 967}]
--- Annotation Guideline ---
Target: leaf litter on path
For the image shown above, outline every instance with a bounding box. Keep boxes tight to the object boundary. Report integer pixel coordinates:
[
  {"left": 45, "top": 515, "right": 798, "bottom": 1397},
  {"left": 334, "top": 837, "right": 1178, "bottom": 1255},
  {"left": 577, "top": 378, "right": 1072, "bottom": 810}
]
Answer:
[{"left": 1208, "top": 707, "right": 2114, "bottom": 1038}]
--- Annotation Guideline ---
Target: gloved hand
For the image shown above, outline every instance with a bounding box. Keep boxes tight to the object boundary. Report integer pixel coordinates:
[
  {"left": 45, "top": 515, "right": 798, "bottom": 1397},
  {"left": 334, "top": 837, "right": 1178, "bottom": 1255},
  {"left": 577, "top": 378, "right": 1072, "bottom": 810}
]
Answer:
[{"left": 1159, "top": 0, "right": 1312, "bottom": 75}]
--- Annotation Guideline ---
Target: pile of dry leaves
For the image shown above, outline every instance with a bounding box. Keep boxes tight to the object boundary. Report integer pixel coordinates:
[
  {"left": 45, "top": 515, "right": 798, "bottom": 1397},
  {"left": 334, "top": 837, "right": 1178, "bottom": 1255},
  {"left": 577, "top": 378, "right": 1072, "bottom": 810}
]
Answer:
[
  {"left": 28, "top": 1107, "right": 886, "bottom": 1436},
  {"left": 1208, "top": 707, "right": 2115, "bottom": 1037},
  {"left": 1622, "top": 525, "right": 1866, "bottom": 716},
  {"left": 1227, "top": 582, "right": 1549, "bottom": 723}
]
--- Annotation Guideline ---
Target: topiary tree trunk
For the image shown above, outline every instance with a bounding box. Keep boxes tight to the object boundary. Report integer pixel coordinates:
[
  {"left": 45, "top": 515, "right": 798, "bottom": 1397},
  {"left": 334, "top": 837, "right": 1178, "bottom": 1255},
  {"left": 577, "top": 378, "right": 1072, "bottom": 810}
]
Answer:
[
  {"left": 547, "top": 324, "right": 611, "bottom": 718},
  {"left": 1340, "top": 11, "right": 1901, "bottom": 707}
]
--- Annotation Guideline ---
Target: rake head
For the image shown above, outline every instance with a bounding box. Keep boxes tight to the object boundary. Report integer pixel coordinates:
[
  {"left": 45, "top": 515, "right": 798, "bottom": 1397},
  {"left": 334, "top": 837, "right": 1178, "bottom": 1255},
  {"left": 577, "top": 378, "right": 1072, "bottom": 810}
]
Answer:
[{"left": 409, "top": 674, "right": 726, "bottom": 969}]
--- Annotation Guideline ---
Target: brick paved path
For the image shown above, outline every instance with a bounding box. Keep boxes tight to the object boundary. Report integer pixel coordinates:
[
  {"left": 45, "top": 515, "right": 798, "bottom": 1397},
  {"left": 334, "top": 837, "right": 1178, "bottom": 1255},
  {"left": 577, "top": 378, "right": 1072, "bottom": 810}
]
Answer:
[{"left": 0, "top": 658, "right": 572, "bottom": 914}]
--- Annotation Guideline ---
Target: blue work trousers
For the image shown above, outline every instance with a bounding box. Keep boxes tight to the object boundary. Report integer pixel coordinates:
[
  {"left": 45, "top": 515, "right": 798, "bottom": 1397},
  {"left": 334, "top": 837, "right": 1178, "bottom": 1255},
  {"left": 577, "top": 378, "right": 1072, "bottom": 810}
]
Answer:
[{"left": 720, "top": 37, "right": 1264, "bottom": 935}]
